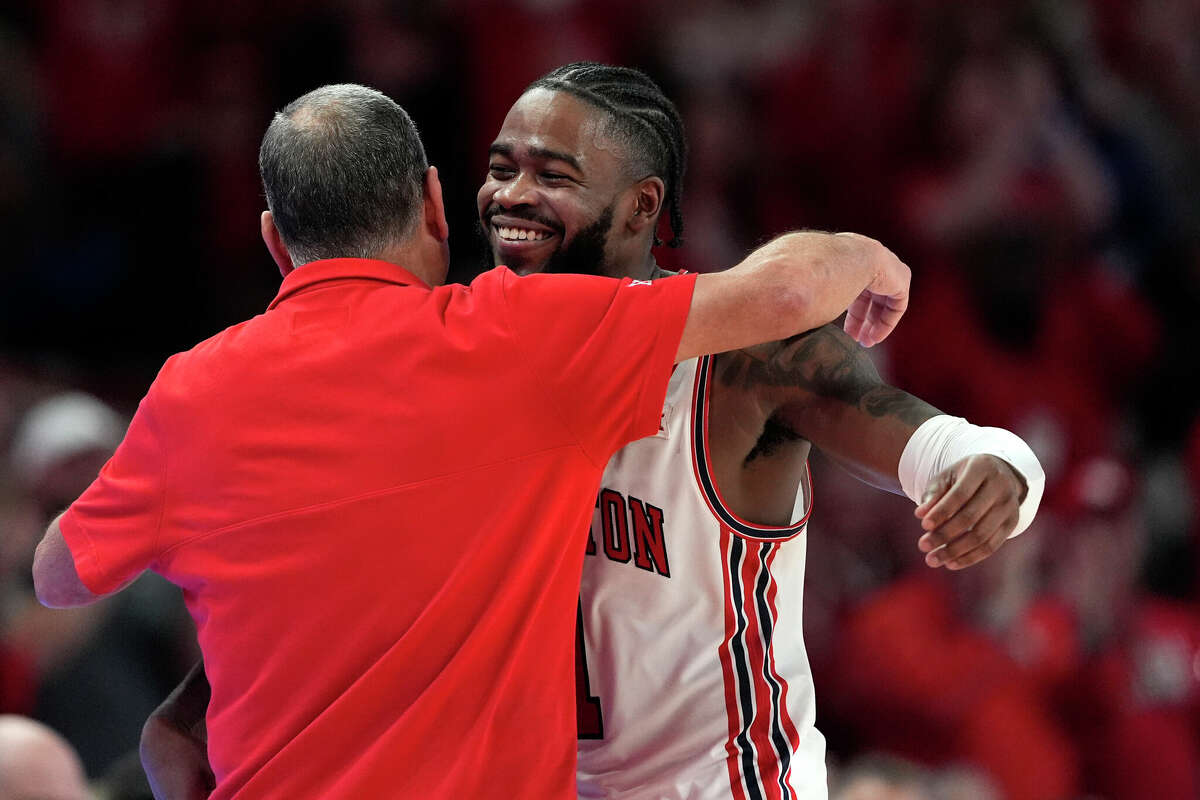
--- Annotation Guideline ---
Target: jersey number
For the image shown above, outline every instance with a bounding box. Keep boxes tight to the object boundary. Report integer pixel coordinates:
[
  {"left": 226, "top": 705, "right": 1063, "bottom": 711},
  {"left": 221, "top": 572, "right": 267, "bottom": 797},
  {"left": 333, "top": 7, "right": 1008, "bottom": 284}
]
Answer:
[{"left": 575, "top": 600, "right": 604, "bottom": 739}]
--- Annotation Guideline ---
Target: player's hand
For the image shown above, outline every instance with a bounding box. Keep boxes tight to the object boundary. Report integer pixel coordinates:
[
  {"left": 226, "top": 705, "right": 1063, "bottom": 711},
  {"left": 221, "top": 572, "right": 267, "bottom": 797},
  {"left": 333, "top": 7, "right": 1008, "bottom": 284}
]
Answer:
[
  {"left": 837, "top": 233, "right": 910, "bottom": 348},
  {"left": 913, "top": 454, "right": 1026, "bottom": 570},
  {"left": 141, "top": 714, "right": 215, "bottom": 800}
]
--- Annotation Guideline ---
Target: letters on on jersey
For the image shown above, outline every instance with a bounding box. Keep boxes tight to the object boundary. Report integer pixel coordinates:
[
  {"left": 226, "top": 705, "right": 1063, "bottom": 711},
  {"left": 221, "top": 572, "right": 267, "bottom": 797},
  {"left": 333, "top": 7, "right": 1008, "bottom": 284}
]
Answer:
[
  {"left": 576, "top": 356, "right": 827, "bottom": 800},
  {"left": 586, "top": 489, "right": 671, "bottom": 578}
]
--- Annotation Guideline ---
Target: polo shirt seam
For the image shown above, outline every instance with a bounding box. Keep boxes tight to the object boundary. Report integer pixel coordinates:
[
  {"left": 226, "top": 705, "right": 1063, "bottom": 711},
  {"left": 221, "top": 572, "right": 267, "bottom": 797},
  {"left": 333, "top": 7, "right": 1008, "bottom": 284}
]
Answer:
[
  {"left": 153, "top": 443, "right": 583, "bottom": 558},
  {"left": 632, "top": 293, "right": 670, "bottom": 439},
  {"left": 499, "top": 270, "right": 604, "bottom": 471},
  {"left": 644, "top": 275, "right": 696, "bottom": 437}
]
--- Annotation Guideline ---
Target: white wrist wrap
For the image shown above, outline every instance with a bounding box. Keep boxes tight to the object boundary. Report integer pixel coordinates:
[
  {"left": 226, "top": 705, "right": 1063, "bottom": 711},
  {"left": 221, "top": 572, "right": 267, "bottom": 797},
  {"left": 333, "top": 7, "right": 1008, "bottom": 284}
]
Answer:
[{"left": 898, "top": 415, "right": 1045, "bottom": 538}]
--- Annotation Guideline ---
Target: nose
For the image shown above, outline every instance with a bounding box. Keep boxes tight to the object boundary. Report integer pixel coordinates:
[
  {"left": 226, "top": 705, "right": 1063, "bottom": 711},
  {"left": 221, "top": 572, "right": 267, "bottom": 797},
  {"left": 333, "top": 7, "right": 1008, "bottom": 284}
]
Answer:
[{"left": 493, "top": 170, "right": 539, "bottom": 209}]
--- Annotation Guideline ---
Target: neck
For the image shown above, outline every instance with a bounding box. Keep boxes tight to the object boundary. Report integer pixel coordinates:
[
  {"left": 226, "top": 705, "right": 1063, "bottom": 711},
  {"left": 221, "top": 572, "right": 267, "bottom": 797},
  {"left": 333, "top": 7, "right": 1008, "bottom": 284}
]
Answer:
[
  {"left": 634, "top": 250, "right": 661, "bottom": 280},
  {"left": 607, "top": 248, "right": 661, "bottom": 281},
  {"left": 649, "top": 261, "right": 676, "bottom": 279},
  {"left": 370, "top": 238, "right": 446, "bottom": 288}
]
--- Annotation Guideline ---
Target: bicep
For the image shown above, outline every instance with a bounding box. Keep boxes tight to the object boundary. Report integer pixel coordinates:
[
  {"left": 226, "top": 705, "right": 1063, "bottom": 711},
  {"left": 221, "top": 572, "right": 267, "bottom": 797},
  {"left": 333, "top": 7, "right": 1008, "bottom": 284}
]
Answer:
[
  {"left": 676, "top": 271, "right": 745, "bottom": 362},
  {"left": 32, "top": 515, "right": 105, "bottom": 608}
]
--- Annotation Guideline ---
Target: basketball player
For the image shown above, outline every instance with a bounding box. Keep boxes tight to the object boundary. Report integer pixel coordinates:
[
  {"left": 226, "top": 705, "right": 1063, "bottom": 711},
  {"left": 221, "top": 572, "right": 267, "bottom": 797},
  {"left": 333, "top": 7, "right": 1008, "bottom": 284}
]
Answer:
[
  {"left": 482, "top": 63, "right": 1042, "bottom": 800},
  {"left": 140, "top": 65, "right": 1041, "bottom": 799}
]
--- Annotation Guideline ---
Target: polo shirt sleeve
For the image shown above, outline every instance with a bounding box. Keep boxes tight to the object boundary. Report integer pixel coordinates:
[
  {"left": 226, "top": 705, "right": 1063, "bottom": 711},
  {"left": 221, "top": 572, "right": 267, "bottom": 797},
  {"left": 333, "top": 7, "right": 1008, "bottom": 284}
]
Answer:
[
  {"left": 500, "top": 269, "right": 697, "bottom": 464},
  {"left": 57, "top": 385, "right": 168, "bottom": 595}
]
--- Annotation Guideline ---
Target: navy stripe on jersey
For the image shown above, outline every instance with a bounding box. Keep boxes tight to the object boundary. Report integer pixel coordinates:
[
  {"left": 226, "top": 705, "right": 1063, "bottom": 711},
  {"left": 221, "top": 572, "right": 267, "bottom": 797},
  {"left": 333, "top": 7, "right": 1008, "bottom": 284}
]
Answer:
[{"left": 692, "top": 355, "right": 811, "bottom": 541}]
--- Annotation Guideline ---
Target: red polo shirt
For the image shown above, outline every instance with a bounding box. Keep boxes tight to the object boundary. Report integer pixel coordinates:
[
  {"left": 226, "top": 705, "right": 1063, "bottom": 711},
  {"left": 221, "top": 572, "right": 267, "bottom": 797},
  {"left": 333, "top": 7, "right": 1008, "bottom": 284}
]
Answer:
[{"left": 58, "top": 259, "right": 696, "bottom": 799}]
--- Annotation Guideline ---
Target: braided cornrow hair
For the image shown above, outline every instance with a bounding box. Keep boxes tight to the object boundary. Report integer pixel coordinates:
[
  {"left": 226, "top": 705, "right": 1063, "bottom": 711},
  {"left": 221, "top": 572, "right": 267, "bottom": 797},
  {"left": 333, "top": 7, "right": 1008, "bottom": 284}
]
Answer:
[{"left": 528, "top": 62, "right": 687, "bottom": 248}]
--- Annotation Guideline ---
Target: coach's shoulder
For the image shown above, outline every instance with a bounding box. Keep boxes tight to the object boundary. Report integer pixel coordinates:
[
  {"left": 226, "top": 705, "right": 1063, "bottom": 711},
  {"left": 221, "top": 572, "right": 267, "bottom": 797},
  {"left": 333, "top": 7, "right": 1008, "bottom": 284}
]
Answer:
[{"left": 149, "top": 315, "right": 265, "bottom": 406}]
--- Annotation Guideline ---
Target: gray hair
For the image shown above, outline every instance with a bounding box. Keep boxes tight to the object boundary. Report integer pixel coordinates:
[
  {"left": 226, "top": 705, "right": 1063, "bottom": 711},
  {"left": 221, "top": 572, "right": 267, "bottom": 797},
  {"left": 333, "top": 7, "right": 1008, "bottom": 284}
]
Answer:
[{"left": 258, "top": 84, "right": 428, "bottom": 266}]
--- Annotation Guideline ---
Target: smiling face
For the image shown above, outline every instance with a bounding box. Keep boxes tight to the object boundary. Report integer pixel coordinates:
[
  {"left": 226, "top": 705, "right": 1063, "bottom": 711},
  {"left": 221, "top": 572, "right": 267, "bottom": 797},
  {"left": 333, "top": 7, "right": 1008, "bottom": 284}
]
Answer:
[{"left": 477, "top": 87, "right": 643, "bottom": 278}]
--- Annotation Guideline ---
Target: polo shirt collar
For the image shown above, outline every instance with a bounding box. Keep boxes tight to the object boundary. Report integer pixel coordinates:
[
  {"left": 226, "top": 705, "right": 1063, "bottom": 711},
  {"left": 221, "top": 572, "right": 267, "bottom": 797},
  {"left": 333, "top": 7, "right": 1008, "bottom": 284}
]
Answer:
[{"left": 268, "top": 258, "right": 429, "bottom": 309}]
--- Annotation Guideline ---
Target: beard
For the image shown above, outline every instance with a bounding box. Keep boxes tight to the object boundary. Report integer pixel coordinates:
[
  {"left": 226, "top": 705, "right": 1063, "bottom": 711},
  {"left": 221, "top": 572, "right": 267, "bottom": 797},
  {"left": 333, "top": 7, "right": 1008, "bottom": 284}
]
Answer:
[
  {"left": 541, "top": 205, "right": 614, "bottom": 277},
  {"left": 477, "top": 203, "right": 615, "bottom": 277}
]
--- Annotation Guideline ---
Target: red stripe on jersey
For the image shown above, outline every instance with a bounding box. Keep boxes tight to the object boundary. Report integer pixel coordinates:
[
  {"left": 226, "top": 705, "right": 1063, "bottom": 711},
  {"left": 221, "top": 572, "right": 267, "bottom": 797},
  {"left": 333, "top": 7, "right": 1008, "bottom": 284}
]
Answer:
[
  {"left": 764, "top": 543, "right": 802, "bottom": 798},
  {"left": 740, "top": 542, "right": 783, "bottom": 800},
  {"left": 718, "top": 525, "right": 752, "bottom": 800}
]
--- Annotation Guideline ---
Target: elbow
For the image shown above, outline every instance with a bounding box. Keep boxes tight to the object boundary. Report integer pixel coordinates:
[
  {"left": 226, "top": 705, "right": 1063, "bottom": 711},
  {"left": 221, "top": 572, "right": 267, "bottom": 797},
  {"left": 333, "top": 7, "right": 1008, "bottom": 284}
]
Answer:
[
  {"left": 31, "top": 535, "right": 94, "bottom": 609},
  {"left": 31, "top": 557, "right": 69, "bottom": 609},
  {"left": 33, "top": 577, "right": 93, "bottom": 609},
  {"left": 766, "top": 279, "right": 817, "bottom": 341},
  {"left": 31, "top": 539, "right": 55, "bottom": 607},
  {"left": 757, "top": 243, "right": 831, "bottom": 338},
  {"left": 31, "top": 569, "right": 64, "bottom": 609}
]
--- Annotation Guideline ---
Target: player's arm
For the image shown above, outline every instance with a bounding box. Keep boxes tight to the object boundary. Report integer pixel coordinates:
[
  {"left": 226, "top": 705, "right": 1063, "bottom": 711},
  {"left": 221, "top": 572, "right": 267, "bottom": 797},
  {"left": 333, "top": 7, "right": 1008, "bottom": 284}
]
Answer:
[
  {"left": 722, "top": 324, "right": 938, "bottom": 492},
  {"left": 32, "top": 515, "right": 108, "bottom": 608},
  {"left": 141, "top": 659, "right": 215, "bottom": 800},
  {"left": 676, "top": 231, "right": 909, "bottom": 363},
  {"left": 729, "top": 324, "right": 1043, "bottom": 569}
]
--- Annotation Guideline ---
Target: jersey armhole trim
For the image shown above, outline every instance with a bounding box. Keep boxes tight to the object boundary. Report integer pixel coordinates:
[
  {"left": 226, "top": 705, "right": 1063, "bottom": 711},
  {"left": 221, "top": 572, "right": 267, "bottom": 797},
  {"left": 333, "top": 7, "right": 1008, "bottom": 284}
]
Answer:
[{"left": 690, "top": 355, "right": 811, "bottom": 542}]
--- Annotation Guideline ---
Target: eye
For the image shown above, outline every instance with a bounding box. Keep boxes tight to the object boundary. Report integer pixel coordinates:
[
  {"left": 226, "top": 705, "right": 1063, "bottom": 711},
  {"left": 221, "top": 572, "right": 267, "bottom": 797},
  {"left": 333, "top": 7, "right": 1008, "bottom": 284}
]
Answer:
[
  {"left": 540, "top": 172, "right": 572, "bottom": 184},
  {"left": 488, "top": 163, "right": 516, "bottom": 179}
]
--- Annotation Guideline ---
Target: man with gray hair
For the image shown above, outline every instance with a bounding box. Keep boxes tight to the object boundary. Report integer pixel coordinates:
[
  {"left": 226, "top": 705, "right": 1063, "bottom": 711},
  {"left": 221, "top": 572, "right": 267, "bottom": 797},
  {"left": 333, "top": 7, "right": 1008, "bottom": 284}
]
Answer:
[{"left": 32, "top": 83, "right": 911, "bottom": 799}]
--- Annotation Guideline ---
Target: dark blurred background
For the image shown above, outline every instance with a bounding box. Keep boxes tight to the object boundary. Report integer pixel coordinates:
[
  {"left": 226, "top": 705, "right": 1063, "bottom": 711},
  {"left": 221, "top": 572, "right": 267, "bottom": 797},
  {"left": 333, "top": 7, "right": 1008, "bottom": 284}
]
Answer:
[{"left": 1, "top": 1, "right": 1198, "bottom": 798}]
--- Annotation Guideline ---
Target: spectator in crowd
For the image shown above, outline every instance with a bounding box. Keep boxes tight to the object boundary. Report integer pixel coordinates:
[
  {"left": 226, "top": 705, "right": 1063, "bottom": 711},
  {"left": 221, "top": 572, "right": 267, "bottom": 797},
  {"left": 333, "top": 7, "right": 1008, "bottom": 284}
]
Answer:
[
  {"left": 888, "top": 18, "right": 1159, "bottom": 503},
  {"left": 829, "top": 753, "right": 934, "bottom": 800},
  {"left": 1054, "top": 455, "right": 1200, "bottom": 800},
  {"left": 2, "top": 392, "right": 193, "bottom": 777},
  {"left": 0, "top": 714, "right": 90, "bottom": 800},
  {"left": 93, "top": 750, "right": 155, "bottom": 800},
  {"left": 821, "top": 529, "right": 1082, "bottom": 800}
]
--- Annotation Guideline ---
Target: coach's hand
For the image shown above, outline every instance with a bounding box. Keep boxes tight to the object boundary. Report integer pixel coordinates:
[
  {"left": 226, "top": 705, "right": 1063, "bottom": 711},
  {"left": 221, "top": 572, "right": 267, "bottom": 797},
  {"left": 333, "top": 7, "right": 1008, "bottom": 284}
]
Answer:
[{"left": 913, "top": 454, "right": 1026, "bottom": 570}]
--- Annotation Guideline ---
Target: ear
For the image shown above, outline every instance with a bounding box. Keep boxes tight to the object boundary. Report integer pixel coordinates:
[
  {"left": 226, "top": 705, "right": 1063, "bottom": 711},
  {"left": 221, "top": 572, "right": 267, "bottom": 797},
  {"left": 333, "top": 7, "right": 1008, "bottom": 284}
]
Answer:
[
  {"left": 422, "top": 165, "right": 450, "bottom": 243},
  {"left": 625, "top": 176, "right": 666, "bottom": 238},
  {"left": 261, "top": 211, "right": 295, "bottom": 277}
]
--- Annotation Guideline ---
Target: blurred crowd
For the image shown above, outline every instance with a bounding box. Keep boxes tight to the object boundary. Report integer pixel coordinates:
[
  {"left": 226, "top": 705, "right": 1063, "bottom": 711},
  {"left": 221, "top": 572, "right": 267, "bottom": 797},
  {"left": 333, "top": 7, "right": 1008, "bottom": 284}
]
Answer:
[{"left": 2, "top": 0, "right": 1199, "bottom": 798}]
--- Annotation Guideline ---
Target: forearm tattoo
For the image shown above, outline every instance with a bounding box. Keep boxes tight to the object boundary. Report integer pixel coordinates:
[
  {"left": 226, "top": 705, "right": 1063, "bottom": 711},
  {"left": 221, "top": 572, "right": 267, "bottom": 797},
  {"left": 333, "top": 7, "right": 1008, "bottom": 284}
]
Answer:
[{"left": 717, "top": 326, "right": 938, "bottom": 428}]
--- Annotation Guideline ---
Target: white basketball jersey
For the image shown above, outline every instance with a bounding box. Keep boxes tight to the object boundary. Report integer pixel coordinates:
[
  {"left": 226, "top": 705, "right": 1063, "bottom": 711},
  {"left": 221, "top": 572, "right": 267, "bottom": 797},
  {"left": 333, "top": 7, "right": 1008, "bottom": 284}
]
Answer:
[{"left": 576, "top": 355, "right": 826, "bottom": 800}]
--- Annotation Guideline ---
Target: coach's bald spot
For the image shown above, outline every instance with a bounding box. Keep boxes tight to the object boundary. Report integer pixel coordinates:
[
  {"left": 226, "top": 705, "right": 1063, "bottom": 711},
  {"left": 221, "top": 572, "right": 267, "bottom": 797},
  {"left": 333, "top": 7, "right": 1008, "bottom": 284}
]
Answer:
[{"left": 284, "top": 95, "right": 351, "bottom": 133}]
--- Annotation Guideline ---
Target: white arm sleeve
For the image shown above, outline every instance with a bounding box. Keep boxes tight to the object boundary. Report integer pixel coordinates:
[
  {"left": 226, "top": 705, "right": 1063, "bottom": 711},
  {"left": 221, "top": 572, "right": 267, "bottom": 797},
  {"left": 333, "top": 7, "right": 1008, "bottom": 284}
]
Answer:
[{"left": 897, "top": 415, "right": 1045, "bottom": 538}]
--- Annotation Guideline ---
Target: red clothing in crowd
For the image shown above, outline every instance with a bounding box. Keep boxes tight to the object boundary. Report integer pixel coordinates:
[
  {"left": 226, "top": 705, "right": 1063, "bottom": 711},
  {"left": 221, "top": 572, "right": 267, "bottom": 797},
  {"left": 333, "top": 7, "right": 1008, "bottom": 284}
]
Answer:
[
  {"left": 58, "top": 259, "right": 696, "bottom": 799},
  {"left": 0, "top": 644, "right": 36, "bottom": 716},
  {"left": 824, "top": 574, "right": 1081, "bottom": 800},
  {"left": 1067, "top": 598, "right": 1200, "bottom": 800}
]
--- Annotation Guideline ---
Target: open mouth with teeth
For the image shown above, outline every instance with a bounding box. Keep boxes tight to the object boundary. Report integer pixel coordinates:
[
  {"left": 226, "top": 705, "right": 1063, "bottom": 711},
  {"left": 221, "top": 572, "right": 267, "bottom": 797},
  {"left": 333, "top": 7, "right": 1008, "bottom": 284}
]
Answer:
[{"left": 494, "top": 225, "right": 554, "bottom": 242}]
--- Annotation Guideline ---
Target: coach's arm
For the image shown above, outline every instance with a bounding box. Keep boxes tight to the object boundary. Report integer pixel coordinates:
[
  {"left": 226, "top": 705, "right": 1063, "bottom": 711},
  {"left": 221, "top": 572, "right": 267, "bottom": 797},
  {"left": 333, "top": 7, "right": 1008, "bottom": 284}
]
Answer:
[
  {"left": 32, "top": 514, "right": 106, "bottom": 608},
  {"left": 676, "top": 231, "right": 909, "bottom": 363}
]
